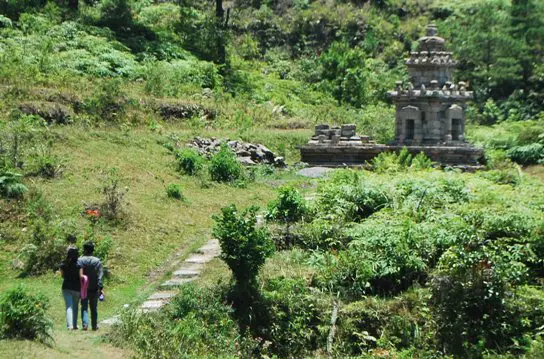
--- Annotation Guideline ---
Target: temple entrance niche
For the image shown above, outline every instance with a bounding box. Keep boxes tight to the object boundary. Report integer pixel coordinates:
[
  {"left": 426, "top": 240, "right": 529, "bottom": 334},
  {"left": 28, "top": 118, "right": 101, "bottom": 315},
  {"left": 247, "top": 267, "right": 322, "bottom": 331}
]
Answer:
[
  {"left": 446, "top": 104, "right": 464, "bottom": 142},
  {"left": 405, "top": 119, "right": 415, "bottom": 140},
  {"left": 451, "top": 119, "right": 461, "bottom": 140},
  {"left": 398, "top": 105, "right": 421, "bottom": 144}
]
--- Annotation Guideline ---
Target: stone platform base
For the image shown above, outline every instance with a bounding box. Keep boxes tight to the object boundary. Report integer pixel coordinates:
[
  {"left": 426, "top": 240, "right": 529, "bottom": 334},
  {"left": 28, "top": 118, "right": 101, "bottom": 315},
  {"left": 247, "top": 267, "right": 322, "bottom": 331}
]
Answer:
[{"left": 299, "top": 144, "right": 484, "bottom": 167}]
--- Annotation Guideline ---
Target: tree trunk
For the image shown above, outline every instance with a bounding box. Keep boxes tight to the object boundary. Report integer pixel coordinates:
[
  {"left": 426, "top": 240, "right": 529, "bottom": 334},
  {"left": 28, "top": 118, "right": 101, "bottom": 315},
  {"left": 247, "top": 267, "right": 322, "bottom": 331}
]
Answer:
[{"left": 215, "top": 0, "right": 226, "bottom": 65}]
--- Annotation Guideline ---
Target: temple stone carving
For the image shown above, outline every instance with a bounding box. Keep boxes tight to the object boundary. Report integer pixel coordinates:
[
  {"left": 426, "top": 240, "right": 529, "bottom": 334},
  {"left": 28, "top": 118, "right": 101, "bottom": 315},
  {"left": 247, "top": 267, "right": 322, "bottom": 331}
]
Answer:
[{"left": 299, "top": 24, "right": 483, "bottom": 168}]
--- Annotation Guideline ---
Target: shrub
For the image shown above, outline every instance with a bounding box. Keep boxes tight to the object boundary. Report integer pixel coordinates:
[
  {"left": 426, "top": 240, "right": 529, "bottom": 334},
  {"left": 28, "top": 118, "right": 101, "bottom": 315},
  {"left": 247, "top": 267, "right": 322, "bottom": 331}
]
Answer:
[
  {"left": 315, "top": 171, "right": 391, "bottom": 222},
  {"left": 94, "top": 235, "right": 114, "bottom": 262},
  {"left": 28, "top": 147, "right": 63, "bottom": 179},
  {"left": 0, "top": 170, "right": 28, "bottom": 199},
  {"left": 371, "top": 148, "right": 432, "bottom": 173},
  {"left": 0, "top": 286, "right": 52, "bottom": 343},
  {"left": 430, "top": 242, "right": 529, "bottom": 356},
  {"left": 506, "top": 143, "right": 544, "bottom": 165},
  {"left": 166, "top": 183, "right": 184, "bottom": 200},
  {"left": 336, "top": 292, "right": 431, "bottom": 354},
  {"left": 85, "top": 79, "right": 127, "bottom": 122},
  {"left": 266, "top": 185, "right": 308, "bottom": 248},
  {"left": 295, "top": 218, "right": 349, "bottom": 250},
  {"left": 212, "top": 204, "right": 274, "bottom": 332},
  {"left": 262, "top": 277, "right": 323, "bottom": 357},
  {"left": 0, "top": 115, "right": 45, "bottom": 170},
  {"left": 18, "top": 218, "right": 66, "bottom": 275},
  {"left": 209, "top": 144, "right": 245, "bottom": 184},
  {"left": 99, "top": 168, "right": 128, "bottom": 223},
  {"left": 111, "top": 283, "right": 245, "bottom": 358},
  {"left": 266, "top": 186, "right": 307, "bottom": 225},
  {"left": 174, "top": 148, "right": 204, "bottom": 176},
  {"left": 480, "top": 168, "right": 521, "bottom": 186}
]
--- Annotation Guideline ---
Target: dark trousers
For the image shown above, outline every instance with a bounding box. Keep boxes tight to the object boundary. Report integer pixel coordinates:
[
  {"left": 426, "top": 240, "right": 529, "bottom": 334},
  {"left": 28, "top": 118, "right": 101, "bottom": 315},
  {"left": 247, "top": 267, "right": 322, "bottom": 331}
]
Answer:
[{"left": 81, "top": 291, "right": 99, "bottom": 329}]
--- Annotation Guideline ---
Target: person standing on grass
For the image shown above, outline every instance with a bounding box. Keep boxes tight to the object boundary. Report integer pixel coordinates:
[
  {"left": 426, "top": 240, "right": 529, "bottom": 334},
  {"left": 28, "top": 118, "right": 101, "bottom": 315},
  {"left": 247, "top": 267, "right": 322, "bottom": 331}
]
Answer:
[
  {"left": 78, "top": 241, "right": 104, "bottom": 331},
  {"left": 60, "top": 246, "right": 83, "bottom": 330}
]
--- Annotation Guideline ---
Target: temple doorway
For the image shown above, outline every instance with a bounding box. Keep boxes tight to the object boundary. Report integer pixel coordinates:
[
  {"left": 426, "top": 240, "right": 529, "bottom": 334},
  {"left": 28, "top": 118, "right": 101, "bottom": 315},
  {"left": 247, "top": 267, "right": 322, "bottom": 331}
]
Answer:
[
  {"left": 451, "top": 118, "right": 462, "bottom": 140},
  {"left": 405, "top": 119, "right": 415, "bottom": 140}
]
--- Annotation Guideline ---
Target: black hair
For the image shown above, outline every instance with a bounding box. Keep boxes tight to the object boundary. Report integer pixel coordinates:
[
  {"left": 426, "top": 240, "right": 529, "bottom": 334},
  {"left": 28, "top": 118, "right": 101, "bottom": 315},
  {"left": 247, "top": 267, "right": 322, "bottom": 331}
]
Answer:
[
  {"left": 65, "top": 247, "right": 79, "bottom": 264},
  {"left": 83, "top": 241, "right": 94, "bottom": 255}
]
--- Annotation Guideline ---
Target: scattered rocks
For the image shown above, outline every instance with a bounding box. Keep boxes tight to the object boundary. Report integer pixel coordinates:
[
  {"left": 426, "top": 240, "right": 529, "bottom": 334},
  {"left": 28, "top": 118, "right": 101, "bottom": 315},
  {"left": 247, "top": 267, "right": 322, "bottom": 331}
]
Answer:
[{"left": 188, "top": 137, "right": 286, "bottom": 167}]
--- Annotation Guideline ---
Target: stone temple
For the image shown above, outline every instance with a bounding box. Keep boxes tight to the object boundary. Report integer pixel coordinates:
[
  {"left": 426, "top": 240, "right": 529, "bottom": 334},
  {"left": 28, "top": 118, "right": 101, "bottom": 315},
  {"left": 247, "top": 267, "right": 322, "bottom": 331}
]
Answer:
[{"left": 299, "top": 24, "right": 483, "bottom": 167}]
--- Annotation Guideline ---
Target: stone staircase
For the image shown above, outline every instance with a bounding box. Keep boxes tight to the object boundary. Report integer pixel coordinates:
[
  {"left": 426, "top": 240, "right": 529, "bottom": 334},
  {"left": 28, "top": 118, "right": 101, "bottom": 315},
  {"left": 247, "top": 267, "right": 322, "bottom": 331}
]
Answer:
[
  {"left": 101, "top": 239, "right": 221, "bottom": 326},
  {"left": 139, "top": 239, "right": 220, "bottom": 312}
]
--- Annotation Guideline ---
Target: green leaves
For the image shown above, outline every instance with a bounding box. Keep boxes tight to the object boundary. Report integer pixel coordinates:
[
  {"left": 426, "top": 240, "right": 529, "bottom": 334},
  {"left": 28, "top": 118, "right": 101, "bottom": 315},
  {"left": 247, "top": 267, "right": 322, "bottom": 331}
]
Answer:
[
  {"left": 0, "top": 286, "right": 52, "bottom": 344},
  {"left": 0, "top": 170, "right": 27, "bottom": 199},
  {"left": 213, "top": 204, "right": 274, "bottom": 284},
  {"left": 266, "top": 185, "right": 307, "bottom": 224}
]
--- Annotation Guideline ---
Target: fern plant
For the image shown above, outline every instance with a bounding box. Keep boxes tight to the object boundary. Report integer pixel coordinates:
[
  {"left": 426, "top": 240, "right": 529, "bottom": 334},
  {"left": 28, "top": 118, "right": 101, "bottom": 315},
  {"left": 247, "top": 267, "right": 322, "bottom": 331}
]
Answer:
[{"left": 0, "top": 170, "right": 28, "bottom": 199}]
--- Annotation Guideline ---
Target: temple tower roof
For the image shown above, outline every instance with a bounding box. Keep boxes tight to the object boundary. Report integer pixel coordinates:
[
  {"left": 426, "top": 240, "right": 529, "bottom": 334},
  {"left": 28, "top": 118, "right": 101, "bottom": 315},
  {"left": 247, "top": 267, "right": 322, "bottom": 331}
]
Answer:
[{"left": 404, "top": 24, "right": 457, "bottom": 87}]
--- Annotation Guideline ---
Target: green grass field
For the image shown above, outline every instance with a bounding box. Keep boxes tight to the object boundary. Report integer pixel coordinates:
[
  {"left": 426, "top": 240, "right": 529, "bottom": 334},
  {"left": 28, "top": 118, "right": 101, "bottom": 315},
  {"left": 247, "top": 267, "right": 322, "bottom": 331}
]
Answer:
[{"left": 0, "top": 123, "right": 313, "bottom": 358}]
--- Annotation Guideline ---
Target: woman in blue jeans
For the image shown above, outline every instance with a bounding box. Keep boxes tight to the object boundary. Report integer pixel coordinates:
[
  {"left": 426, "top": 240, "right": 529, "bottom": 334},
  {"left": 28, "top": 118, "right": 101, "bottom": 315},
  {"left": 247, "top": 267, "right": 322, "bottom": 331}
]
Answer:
[{"left": 60, "top": 247, "right": 83, "bottom": 330}]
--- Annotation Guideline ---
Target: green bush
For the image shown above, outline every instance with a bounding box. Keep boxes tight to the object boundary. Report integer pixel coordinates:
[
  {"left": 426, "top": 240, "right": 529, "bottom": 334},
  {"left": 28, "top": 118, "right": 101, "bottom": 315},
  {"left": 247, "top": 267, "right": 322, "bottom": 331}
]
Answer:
[
  {"left": 336, "top": 292, "right": 431, "bottom": 354},
  {"left": 0, "top": 286, "right": 52, "bottom": 343},
  {"left": 18, "top": 218, "right": 66, "bottom": 275},
  {"left": 506, "top": 143, "right": 544, "bottom": 165},
  {"left": 166, "top": 183, "right": 184, "bottom": 200},
  {"left": 0, "top": 170, "right": 28, "bottom": 199},
  {"left": 212, "top": 204, "right": 274, "bottom": 332},
  {"left": 94, "top": 235, "right": 114, "bottom": 262},
  {"left": 174, "top": 148, "right": 204, "bottom": 176},
  {"left": 371, "top": 148, "right": 432, "bottom": 173},
  {"left": 213, "top": 205, "right": 274, "bottom": 287},
  {"left": 315, "top": 171, "right": 391, "bottom": 222},
  {"left": 84, "top": 79, "right": 127, "bottom": 122},
  {"left": 111, "top": 283, "right": 245, "bottom": 358},
  {"left": 262, "top": 277, "right": 323, "bottom": 357},
  {"left": 295, "top": 218, "right": 349, "bottom": 250},
  {"left": 209, "top": 144, "right": 245, "bottom": 184},
  {"left": 430, "top": 242, "right": 529, "bottom": 356},
  {"left": 99, "top": 168, "right": 128, "bottom": 223},
  {"left": 314, "top": 219, "right": 429, "bottom": 296},
  {"left": 266, "top": 186, "right": 307, "bottom": 224}
]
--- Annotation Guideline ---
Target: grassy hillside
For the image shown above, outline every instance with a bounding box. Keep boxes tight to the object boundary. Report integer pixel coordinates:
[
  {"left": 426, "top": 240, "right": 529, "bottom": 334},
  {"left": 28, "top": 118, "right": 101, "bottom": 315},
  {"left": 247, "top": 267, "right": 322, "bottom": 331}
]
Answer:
[{"left": 0, "top": 0, "right": 543, "bottom": 358}]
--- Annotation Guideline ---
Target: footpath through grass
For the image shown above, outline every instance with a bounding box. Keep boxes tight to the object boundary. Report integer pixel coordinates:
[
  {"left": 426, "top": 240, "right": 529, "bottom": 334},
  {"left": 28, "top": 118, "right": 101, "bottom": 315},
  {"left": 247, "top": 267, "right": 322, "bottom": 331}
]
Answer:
[{"left": 0, "top": 124, "right": 306, "bottom": 358}]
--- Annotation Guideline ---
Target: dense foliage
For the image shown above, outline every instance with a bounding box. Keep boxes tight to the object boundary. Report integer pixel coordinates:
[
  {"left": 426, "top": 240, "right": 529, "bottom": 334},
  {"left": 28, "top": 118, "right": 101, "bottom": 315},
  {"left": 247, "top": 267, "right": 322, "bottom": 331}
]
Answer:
[
  {"left": 0, "top": 286, "right": 52, "bottom": 343},
  {"left": 1, "top": 0, "right": 544, "bottom": 355}
]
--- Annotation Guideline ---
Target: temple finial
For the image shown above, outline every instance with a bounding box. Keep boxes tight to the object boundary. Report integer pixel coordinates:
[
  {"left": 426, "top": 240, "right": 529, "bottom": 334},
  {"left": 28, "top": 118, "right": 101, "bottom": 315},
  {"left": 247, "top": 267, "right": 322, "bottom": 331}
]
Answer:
[{"left": 426, "top": 23, "right": 438, "bottom": 36}]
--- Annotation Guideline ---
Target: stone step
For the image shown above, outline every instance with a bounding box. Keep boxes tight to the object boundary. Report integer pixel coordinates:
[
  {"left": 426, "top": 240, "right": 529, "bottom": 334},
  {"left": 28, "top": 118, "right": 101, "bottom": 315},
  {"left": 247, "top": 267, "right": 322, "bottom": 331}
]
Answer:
[
  {"left": 159, "top": 277, "right": 196, "bottom": 290},
  {"left": 198, "top": 240, "right": 220, "bottom": 253},
  {"left": 185, "top": 253, "right": 216, "bottom": 264},
  {"left": 141, "top": 299, "right": 168, "bottom": 311},
  {"left": 148, "top": 291, "right": 177, "bottom": 301},
  {"left": 172, "top": 268, "right": 200, "bottom": 278},
  {"left": 101, "top": 315, "right": 121, "bottom": 326}
]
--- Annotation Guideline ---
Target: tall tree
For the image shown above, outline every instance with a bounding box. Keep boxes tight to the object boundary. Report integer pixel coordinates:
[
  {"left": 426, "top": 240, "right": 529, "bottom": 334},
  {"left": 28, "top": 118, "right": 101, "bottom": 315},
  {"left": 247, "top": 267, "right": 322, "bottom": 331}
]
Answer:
[
  {"left": 215, "top": 0, "right": 226, "bottom": 65},
  {"left": 445, "top": 1, "right": 523, "bottom": 101}
]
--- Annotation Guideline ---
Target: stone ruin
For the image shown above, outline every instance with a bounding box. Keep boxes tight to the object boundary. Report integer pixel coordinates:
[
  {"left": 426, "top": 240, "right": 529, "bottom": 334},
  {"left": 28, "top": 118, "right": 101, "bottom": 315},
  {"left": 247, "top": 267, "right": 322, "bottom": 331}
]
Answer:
[
  {"left": 300, "top": 24, "right": 483, "bottom": 167},
  {"left": 188, "top": 137, "right": 286, "bottom": 167}
]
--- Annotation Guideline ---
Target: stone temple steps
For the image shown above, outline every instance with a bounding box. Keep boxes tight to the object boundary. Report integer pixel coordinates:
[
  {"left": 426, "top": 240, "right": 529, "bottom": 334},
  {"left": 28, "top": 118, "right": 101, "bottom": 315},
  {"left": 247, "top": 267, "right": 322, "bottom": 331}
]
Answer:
[{"left": 140, "top": 239, "right": 220, "bottom": 312}]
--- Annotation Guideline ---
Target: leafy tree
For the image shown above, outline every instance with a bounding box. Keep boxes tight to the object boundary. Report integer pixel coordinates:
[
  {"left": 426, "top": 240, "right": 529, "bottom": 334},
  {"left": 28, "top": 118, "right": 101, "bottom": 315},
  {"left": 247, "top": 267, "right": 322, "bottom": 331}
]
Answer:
[
  {"left": 445, "top": 1, "right": 524, "bottom": 102},
  {"left": 266, "top": 186, "right": 307, "bottom": 247},
  {"left": 212, "top": 204, "right": 274, "bottom": 332},
  {"left": 319, "top": 42, "right": 368, "bottom": 107}
]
